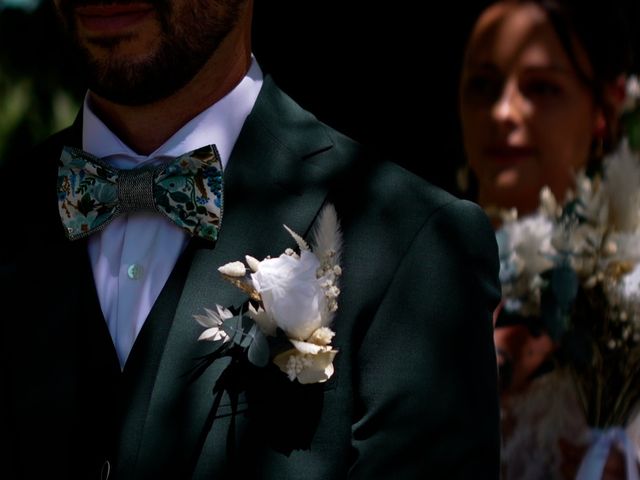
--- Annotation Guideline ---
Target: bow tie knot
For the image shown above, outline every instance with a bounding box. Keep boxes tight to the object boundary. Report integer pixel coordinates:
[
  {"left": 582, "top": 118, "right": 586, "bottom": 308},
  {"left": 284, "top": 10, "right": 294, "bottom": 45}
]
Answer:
[
  {"left": 117, "top": 167, "right": 159, "bottom": 213},
  {"left": 57, "top": 145, "right": 223, "bottom": 242}
]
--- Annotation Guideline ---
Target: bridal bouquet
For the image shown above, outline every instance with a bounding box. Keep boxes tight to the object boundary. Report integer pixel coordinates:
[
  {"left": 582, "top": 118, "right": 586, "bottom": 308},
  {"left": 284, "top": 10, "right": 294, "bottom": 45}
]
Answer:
[{"left": 498, "top": 140, "right": 640, "bottom": 428}]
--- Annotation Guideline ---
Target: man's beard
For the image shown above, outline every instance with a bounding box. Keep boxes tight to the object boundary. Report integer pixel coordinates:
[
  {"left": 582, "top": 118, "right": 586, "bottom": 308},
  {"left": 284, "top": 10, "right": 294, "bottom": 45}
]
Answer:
[{"left": 58, "top": 0, "right": 245, "bottom": 106}]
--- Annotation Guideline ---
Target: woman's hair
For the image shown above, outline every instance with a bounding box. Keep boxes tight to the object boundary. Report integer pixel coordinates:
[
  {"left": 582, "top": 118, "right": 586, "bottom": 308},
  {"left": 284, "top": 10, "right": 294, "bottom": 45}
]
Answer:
[{"left": 534, "top": 0, "right": 633, "bottom": 163}]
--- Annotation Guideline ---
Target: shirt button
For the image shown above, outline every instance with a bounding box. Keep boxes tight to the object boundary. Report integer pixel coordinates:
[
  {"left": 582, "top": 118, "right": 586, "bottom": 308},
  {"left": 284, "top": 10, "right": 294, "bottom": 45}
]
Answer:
[{"left": 127, "top": 263, "right": 143, "bottom": 280}]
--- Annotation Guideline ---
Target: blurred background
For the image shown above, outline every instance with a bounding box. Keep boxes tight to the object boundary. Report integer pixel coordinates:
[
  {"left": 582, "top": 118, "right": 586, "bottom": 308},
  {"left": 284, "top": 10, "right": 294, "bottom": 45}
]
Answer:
[
  {"left": 1, "top": 0, "right": 639, "bottom": 193},
  {"left": 0, "top": 0, "right": 84, "bottom": 165}
]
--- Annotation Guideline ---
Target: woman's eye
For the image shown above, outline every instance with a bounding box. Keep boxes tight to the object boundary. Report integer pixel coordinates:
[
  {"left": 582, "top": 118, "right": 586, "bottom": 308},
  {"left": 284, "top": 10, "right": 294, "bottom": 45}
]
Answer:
[
  {"left": 462, "top": 74, "right": 501, "bottom": 103},
  {"left": 521, "top": 80, "right": 562, "bottom": 98}
]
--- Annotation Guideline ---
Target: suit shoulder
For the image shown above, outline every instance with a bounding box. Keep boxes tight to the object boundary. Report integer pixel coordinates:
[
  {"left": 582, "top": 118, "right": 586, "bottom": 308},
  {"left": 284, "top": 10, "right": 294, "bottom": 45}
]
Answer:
[
  {"left": 34, "top": 127, "right": 77, "bottom": 159},
  {"left": 3, "top": 126, "right": 73, "bottom": 174},
  {"left": 250, "top": 78, "right": 485, "bottom": 230},
  {"left": 331, "top": 144, "right": 469, "bottom": 226}
]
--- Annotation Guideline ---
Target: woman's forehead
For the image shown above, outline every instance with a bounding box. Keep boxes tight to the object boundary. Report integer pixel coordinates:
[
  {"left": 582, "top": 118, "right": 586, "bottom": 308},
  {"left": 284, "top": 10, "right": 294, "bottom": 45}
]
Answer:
[{"left": 464, "top": 2, "right": 589, "bottom": 76}]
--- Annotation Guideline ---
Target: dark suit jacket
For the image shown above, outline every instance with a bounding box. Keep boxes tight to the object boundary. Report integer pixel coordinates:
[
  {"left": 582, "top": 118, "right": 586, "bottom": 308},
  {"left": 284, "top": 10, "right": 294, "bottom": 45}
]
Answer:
[{"left": 0, "top": 77, "right": 501, "bottom": 479}]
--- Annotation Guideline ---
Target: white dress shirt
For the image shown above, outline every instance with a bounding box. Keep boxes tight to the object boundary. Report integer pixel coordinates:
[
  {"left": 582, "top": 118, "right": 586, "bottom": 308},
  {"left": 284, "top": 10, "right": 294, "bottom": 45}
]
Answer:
[{"left": 82, "top": 58, "right": 263, "bottom": 369}]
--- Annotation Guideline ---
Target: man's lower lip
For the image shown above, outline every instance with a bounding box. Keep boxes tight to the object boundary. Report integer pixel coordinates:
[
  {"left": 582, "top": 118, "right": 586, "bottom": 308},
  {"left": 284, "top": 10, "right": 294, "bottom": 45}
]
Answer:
[{"left": 76, "top": 6, "right": 154, "bottom": 34}]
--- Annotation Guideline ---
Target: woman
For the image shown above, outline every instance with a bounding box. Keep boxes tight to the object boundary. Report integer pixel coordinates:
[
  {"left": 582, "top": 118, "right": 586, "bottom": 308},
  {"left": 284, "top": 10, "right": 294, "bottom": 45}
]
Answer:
[
  {"left": 459, "top": 0, "right": 628, "bottom": 221},
  {"left": 458, "top": 0, "right": 632, "bottom": 478}
]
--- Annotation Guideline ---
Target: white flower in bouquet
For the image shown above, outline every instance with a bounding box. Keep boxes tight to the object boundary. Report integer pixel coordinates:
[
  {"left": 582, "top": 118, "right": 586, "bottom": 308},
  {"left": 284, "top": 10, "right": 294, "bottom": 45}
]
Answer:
[{"left": 497, "top": 190, "right": 557, "bottom": 317}]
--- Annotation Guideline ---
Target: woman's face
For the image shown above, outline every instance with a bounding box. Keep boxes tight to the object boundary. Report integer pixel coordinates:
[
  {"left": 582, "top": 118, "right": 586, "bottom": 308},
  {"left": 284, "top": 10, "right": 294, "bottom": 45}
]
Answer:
[{"left": 459, "top": 2, "right": 603, "bottom": 215}]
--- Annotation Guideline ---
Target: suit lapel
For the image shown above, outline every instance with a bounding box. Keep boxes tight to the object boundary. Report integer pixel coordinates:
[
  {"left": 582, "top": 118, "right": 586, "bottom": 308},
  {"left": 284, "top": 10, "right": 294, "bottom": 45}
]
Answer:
[{"left": 115, "top": 78, "right": 338, "bottom": 477}]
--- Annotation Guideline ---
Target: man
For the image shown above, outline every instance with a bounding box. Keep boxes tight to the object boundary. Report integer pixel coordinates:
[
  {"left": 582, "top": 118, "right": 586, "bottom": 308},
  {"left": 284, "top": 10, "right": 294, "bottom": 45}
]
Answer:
[{"left": 0, "top": 0, "right": 501, "bottom": 478}]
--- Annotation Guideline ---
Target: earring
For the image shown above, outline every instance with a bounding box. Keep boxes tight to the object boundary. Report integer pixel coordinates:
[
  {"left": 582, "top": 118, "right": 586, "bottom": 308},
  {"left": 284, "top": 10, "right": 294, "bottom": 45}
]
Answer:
[
  {"left": 456, "top": 164, "right": 470, "bottom": 193},
  {"left": 592, "top": 136, "right": 605, "bottom": 160},
  {"left": 592, "top": 112, "right": 608, "bottom": 160}
]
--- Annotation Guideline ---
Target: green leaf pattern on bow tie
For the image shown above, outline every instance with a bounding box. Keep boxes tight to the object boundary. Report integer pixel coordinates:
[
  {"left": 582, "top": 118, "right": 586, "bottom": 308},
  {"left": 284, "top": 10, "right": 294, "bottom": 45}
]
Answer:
[
  {"left": 58, "top": 148, "right": 119, "bottom": 237},
  {"left": 153, "top": 148, "right": 223, "bottom": 240},
  {"left": 57, "top": 145, "right": 223, "bottom": 241}
]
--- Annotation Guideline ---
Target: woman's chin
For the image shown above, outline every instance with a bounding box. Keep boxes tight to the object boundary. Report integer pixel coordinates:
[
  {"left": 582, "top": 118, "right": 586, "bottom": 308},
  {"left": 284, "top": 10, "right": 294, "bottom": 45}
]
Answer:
[{"left": 480, "top": 183, "right": 542, "bottom": 216}]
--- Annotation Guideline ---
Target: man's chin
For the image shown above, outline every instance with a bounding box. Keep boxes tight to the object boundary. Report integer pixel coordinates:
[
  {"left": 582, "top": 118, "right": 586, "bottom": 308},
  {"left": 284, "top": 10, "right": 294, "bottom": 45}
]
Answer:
[
  {"left": 87, "top": 65, "right": 190, "bottom": 106},
  {"left": 89, "top": 81, "right": 170, "bottom": 106}
]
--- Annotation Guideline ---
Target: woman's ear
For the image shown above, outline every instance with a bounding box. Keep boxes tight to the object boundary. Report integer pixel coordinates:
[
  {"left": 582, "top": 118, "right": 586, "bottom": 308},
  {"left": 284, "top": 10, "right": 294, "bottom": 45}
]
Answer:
[
  {"left": 606, "top": 74, "right": 628, "bottom": 118},
  {"left": 593, "top": 112, "right": 606, "bottom": 137},
  {"left": 593, "top": 74, "right": 627, "bottom": 136}
]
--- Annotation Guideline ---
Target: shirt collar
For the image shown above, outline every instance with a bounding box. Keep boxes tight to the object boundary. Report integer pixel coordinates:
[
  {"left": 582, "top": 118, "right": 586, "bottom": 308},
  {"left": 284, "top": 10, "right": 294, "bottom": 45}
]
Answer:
[{"left": 82, "top": 56, "right": 263, "bottom": 170}]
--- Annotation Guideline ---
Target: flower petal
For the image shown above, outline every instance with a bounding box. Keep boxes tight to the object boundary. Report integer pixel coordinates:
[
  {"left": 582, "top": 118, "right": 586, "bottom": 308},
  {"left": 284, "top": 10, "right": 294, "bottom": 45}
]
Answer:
[
  {"left": 307, "top": 327, "right": 335, "bottom": 346},
  {"left": 248, "top": 303, "right": 277, "bottom": 336},
  {"left": 198, "top": 327, "right": 229, "bottom": 342},
  {"left": 290, "top": 338, "right": 331, "bottom": 355},
  {"left": 251, "top": 251, "right": 325, "bottom": 340},
  {"left": 215, "top": 304, "right": 234, "bottom": 320},
  {"left": 245, "top": 255, "right": 261, "bottom": 273},
  {"left": 297, "top": 352, "right": 336, "bottom": 384},
  {"left": 193, "top": 309, "right": 219, "bottom": 328}
]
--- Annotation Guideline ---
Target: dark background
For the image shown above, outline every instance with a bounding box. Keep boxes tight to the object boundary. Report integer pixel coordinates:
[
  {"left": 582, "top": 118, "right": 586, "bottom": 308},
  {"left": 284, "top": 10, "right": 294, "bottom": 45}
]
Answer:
[
  {"left": 252, "top": 1, "right": 485, "bottom": 193},
  {"left": 1, "top": 0, "right": 639, "bottom": 194}
]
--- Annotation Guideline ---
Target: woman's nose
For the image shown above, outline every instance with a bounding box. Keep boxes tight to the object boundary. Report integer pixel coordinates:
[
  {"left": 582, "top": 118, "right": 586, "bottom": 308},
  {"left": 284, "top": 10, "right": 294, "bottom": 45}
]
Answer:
[{"left": 492, "top": 83, "right": 525, "bottom": 126}]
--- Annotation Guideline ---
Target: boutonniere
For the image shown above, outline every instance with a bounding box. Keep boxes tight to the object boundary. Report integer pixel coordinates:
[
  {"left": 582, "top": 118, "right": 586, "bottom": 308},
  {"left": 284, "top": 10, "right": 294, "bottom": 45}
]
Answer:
[{"left": 194, "top": 203, "right": 343, "bottom": 384}]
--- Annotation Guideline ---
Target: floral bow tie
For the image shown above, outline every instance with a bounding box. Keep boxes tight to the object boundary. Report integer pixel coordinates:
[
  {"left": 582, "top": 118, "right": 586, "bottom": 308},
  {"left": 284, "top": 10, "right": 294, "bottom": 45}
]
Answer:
[{"left": 57, "top": 145, "right": 223, "bottom": 242}]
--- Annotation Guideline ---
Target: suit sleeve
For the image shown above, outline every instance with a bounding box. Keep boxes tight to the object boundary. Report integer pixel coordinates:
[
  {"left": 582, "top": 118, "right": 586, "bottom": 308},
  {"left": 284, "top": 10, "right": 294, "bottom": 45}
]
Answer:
[{"left": 348, "top": 199, "right": 501, "bottom": 479}]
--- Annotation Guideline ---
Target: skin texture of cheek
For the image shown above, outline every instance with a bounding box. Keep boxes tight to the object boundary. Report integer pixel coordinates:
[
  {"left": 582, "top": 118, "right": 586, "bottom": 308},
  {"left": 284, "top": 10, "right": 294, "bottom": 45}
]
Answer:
[{"left": 534, "top": 114, "right": 595, "bottom": 199}]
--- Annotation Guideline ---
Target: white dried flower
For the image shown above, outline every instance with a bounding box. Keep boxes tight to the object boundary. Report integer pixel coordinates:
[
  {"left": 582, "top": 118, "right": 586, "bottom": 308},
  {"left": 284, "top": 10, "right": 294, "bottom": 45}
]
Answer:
[
  {"left": 245, "top": 255, "right": 261, "bottom": 273},
  {"left": 247, "top": 303, "right": 277, "bottom": 336},
  {"left": 308, "top": 327, "right": 335, "bottom": 346},
  {"left": 623, "top": 75, "right": 640, "bottom": 112},
  {"left": 539, "top": 186, "right": 558, "bottom": 217},
  {"left": 273, "top": 348, "right": 337, "bottom": 384},
  {"left": 218, "top": 261, "right": 246, "bottom": 277},
  {"left": 603, "top": 241, "right": 618, "bottom": 256},
  {"left": 194, "top": 305, "right": 233, "bottom": 343},
  {"left": 250, "top": 250, "right": 326, "bottom": 340},
  {"left": 603, "top": 140, "right": 640, "bottom": 232}
]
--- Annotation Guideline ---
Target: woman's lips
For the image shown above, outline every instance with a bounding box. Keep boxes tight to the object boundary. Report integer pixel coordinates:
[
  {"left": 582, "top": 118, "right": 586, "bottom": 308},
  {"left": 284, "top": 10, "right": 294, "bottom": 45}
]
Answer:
[
  {"left": 484, "top": 146, "right": 536, "bottom": 164},
  {"left": 75, "top": 3, "right": 155, "bottom": 35}
]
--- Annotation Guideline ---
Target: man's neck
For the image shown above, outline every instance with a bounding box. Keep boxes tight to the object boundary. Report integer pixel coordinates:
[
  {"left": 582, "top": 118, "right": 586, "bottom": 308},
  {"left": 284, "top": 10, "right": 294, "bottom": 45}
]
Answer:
[{"left": 87, "top": 17, "right": 252, "bottom": 156}]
